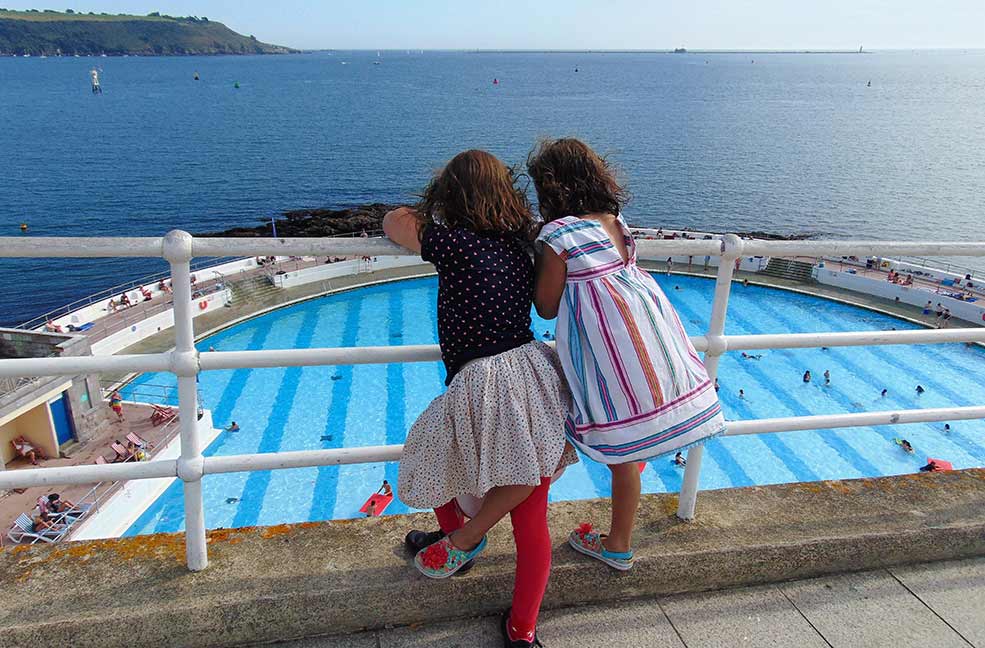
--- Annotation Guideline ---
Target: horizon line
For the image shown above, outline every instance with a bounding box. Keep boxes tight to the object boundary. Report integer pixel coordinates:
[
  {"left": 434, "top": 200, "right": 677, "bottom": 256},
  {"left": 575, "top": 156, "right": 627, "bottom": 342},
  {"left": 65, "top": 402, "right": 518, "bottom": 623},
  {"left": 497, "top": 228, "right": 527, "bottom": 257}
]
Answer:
[{"left": 297, "top": 47, "right": 984, "bottom": 53}]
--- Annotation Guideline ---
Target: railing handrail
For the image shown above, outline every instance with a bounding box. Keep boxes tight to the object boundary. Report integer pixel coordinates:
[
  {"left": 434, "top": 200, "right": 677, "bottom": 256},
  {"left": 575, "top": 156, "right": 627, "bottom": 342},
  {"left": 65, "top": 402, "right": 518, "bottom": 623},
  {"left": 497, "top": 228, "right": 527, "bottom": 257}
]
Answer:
[{"left": 0, "top": 231, "right": 983, "bottom": 571}]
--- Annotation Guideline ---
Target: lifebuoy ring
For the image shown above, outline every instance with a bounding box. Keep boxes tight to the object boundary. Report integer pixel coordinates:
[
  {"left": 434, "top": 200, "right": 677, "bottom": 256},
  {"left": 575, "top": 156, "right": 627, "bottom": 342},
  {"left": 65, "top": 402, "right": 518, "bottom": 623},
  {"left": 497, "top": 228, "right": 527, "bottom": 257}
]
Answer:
[
  {"left": 880, "top": 261, "right": 890, "bottom": 269},
  {"left": 199, "top": 300, "right": 208, "bottom": 310}
]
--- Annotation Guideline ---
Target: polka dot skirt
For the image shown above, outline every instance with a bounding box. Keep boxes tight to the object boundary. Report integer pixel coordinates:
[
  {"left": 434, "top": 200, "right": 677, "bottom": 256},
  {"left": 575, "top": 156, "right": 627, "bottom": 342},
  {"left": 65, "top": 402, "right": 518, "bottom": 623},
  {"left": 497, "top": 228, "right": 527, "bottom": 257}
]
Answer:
[{"left": 397, "top": 342, "right": 578, "bottom": 509}]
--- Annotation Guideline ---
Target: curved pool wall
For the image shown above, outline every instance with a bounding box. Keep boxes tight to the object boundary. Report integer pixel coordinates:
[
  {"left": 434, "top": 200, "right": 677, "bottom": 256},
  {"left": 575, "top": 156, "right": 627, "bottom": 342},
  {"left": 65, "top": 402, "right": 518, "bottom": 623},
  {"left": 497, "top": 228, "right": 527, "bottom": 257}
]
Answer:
[{"left": 122, "top": 275, "right": 985, "bottom": 536}]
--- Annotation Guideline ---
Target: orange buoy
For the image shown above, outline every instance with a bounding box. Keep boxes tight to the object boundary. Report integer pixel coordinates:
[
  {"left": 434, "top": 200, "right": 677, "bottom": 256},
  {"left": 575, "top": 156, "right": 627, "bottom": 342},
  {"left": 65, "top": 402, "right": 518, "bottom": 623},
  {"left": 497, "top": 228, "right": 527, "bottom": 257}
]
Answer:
[{"left": 199, "top": 300, "right": 208, "bottom": 310}]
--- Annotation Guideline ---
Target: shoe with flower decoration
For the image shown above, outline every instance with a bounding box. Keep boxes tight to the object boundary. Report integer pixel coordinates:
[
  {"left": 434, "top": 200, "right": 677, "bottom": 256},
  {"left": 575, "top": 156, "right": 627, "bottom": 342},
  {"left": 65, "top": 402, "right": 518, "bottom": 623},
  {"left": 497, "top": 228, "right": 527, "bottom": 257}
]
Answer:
[
  {"left": 567, "top": 522, "right": 634, "bottom": 571},
  {"left": 414, "top": 535, "right": 487, "bottom": 579}
]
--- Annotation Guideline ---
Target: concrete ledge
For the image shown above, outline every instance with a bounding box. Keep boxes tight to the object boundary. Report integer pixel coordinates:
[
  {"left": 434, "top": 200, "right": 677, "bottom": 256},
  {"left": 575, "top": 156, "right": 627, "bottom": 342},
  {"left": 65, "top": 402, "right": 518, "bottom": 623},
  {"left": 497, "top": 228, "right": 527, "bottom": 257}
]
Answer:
[{"left": 3, "top": 469, "right": 985, "bottom": 648}]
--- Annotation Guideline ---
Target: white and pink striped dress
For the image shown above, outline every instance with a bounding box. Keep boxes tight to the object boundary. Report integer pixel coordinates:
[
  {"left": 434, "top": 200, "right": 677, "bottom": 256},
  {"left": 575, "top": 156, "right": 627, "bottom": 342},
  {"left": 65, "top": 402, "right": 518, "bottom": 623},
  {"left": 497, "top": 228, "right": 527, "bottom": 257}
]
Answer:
[{"left": 537, "top": 216, "right": 726, "bottom": 464}]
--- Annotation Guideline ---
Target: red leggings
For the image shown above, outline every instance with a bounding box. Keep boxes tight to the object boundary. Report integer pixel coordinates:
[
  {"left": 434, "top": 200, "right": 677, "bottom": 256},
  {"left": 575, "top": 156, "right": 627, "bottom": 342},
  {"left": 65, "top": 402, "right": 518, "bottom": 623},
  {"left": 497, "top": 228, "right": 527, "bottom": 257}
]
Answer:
[{"left": 433, "top": 477, "right": 552, "bottom": 640}]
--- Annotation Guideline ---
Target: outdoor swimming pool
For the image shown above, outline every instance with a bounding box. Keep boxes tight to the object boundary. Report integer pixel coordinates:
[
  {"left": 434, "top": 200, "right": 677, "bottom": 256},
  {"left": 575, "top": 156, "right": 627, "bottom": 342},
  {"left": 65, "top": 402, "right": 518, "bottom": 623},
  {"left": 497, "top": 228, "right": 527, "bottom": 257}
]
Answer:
[{"left": 122, "top": 275, "right": 985, "bottom": 536}]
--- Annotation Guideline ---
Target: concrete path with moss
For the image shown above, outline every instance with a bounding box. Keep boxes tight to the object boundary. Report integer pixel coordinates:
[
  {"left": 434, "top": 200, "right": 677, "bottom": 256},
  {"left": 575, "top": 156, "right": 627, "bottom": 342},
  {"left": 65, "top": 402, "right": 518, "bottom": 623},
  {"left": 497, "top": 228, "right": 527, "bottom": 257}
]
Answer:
[{"left": 276, "top": 557, "right": 985, "bottom": 648}]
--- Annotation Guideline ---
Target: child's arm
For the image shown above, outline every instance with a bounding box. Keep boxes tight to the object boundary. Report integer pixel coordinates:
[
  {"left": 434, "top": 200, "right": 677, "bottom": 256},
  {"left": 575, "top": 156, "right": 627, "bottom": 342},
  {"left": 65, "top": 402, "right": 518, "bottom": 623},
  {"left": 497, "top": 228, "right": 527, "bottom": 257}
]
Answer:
[
  {"left": 382, "top": 207, "right": 423, "bottom": 253},
  {"left": 534, "top": 247, "right": 567, "bottom": 319}
]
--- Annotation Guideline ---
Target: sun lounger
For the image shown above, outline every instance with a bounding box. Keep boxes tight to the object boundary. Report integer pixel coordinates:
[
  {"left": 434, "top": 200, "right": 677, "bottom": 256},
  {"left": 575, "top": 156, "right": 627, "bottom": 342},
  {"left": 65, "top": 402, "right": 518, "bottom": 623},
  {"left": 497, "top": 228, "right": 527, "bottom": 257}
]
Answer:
[
  {"left": 126, "top": 432, "right": 151, "bottom": 450},
  {"left": 149, "top": 405, "right": 177, "bottom": 427},
  {"left": 6, "top": 513, "right": 67, "bottom": 544},
  {"left": 95, "top": 455, "right": 107, "bottom": 464},
  {"left": 111, "top": 442, "right": 133, "bottom": 462}
]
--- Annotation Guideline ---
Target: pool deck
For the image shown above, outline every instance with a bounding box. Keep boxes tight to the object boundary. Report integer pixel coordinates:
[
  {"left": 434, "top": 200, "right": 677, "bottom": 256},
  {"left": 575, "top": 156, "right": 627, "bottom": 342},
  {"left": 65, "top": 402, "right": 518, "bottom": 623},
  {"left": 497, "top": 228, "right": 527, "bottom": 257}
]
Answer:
[
  {"left": 641, "top": 259, "right": 982, "bottom": 330},
  {"left": 282, "top": 557, "right": 985, "bottom": 648},
  {"left": 0, "top": 403, "right": 179, "bottom": 544}
]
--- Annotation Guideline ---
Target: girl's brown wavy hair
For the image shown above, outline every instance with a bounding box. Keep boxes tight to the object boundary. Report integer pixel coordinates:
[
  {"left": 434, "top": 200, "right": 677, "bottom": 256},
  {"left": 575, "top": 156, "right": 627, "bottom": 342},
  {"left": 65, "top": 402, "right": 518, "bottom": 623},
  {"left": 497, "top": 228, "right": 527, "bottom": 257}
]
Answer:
[
  {"left": 415, "top": 149, "right": 534, "bottom": 239},
  {"left": 526, "top": 138, "right": 628, "bottom": 223}
]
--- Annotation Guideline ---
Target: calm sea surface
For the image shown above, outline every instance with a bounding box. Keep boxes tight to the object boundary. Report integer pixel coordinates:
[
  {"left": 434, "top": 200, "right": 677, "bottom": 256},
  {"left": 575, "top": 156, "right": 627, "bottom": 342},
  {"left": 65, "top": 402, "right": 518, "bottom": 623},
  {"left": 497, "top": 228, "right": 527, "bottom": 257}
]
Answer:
[{"left": 1, "top": 50, "right": 983, "bottom": 325}]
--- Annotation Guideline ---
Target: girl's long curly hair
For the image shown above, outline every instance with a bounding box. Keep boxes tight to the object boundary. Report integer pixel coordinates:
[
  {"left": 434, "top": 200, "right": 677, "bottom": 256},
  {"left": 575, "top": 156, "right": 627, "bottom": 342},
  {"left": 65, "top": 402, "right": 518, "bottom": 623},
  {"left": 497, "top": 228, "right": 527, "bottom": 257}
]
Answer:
[
  {"left": 415, "top": 149, "right": 534, "bottom": 239},
  {"left": 526, "top": 138, "right": 629, "bottom": 223}
]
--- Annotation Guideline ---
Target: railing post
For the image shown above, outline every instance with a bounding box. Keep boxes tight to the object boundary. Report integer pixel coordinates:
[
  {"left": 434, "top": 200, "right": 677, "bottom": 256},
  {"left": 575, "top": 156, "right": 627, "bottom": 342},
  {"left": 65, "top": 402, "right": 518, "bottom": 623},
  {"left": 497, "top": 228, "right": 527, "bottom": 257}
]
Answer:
[
  {"left": 163, "top": 230, "right": 208, "bottom": 572},
  {"left": 677, "top": 234, "right": 744, "bottom": 521}
]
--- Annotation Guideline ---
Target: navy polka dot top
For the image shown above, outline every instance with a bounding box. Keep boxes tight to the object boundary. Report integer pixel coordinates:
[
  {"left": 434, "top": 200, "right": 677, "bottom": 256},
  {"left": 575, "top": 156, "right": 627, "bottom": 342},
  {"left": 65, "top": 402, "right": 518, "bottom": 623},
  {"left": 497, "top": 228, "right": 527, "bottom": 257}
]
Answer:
[{"left": 421, "top": 224, "right": 534, "bottom": 385}]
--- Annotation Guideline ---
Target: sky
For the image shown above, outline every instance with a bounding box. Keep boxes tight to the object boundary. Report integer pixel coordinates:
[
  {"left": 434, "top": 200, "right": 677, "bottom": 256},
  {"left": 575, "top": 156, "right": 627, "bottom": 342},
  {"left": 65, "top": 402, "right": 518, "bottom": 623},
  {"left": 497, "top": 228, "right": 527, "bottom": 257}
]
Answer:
[{"left": 5, "top": 1, "right": 984, "bottom": 50}]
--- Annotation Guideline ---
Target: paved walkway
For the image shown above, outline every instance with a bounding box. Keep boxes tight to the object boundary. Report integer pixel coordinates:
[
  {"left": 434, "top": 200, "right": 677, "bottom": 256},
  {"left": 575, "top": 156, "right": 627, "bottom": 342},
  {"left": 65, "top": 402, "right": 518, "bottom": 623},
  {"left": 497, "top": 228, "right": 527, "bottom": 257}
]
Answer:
[{"left": 272, "top": 557, "right": 985, "bottom": 648}]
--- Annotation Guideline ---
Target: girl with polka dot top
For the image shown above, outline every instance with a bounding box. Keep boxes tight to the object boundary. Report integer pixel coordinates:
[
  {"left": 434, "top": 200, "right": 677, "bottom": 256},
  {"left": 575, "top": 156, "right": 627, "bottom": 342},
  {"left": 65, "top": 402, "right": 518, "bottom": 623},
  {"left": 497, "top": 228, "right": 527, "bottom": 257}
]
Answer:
[{"left": 384, "top": 149, "right": 575, "bottom": 648}]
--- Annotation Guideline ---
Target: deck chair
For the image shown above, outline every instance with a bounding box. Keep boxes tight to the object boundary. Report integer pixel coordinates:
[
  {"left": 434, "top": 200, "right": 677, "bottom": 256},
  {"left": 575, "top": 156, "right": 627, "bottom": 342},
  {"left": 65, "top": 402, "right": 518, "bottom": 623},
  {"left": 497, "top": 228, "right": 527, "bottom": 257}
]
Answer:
[
  {"left": 110, "top": 442, "right": 132, "bottom": 462},
  {"left": 149, "top": 405, "right": 177, "bottom": 427},
  {"left": 54, "top": 502, "right": 94, "bottom": 524},
  {"left": 7, "top": 513, "right": 66, "bottom": 544},
  {"left": 126, "top": 432, "right": 151, "bottom": 450}
]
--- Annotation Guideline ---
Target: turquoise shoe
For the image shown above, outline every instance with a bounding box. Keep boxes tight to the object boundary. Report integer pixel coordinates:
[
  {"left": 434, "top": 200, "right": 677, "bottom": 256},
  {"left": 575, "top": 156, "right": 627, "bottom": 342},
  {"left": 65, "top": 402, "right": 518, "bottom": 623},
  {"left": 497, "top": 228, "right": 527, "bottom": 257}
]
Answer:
[
  {"left": 568, "top": 523, "right": 634, "bottom": 571},
  {"left": 414, "top": 535, "right": 487, "bottom": 579}
]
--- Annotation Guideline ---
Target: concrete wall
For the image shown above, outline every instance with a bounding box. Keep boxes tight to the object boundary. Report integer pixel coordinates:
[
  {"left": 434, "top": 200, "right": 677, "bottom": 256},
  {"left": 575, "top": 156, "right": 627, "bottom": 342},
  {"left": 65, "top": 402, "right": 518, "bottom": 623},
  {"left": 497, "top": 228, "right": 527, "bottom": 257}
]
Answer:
[
  {"left": 272, "top": 256, "right": 427, "bottom": 289},
  {"left": 45, "top": 257, "right": 263, "bottom": 332},
  {"left": 814, "top": 267, "right": 985, "bottom": 325},
  {"left": 90, "top": 289, "right": 231, "bottom": 356}
]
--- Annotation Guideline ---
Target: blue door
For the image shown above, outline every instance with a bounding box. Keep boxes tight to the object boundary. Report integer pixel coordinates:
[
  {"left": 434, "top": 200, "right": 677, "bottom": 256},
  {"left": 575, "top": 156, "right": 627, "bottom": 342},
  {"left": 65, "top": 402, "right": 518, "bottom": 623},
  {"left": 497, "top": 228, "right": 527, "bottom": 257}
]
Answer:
[{"left": 49, "top": 393, "right": 75, "bottom": 446}]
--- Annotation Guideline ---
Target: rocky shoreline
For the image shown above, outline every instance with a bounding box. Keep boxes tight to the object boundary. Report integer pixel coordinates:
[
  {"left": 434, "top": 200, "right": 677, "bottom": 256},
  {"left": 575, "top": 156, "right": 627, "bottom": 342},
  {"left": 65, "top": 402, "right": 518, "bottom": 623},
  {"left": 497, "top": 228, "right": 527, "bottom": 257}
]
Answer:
[{"left": 201, "top": 204, "right": 813, "bottom": 241}]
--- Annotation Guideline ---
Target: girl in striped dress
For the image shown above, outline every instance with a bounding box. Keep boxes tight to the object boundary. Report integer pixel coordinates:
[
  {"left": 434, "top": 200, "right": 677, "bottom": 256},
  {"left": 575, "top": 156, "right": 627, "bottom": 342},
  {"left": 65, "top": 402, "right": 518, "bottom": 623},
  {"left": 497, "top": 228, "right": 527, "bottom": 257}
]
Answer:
[{"left": 529, "top": 138, "right": 726, "bottom": 571}]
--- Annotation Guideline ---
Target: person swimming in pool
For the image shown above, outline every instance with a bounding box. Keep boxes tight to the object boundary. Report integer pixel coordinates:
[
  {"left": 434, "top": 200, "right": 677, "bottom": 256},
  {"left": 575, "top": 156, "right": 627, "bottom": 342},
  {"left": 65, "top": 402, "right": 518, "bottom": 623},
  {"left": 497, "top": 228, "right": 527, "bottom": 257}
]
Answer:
[
  {"left": 741, "top": 352, "right": 763, "bottom": 360},
  {"left": 823, "top": 370, "right": 831, "bottom": 385},
  {"left": 225, "top": 421, "right": 240, "bottom": 432},
  {"left": 881, "top": 389, "right": 888, "bottom": 397},
  {"left": 377, "top": 480, "right": 393, "bottom": 497},
  {"left": 803, "top": 370, "right": 812, "bottom": 383},
  {"left": 714, "top": 378, "right": 720, "bottom": 393},
  {"left": 738, "top": 389, "right": 745, "bottom": 399},
  {"left": 673, "top": 452, "right": 686, "bottom": 467},
  {"left": 894, "top": 438, "right": 914, "bottom": 454},
  {"left": 916, "top": 385, "right": 925, "bottom": 395}
]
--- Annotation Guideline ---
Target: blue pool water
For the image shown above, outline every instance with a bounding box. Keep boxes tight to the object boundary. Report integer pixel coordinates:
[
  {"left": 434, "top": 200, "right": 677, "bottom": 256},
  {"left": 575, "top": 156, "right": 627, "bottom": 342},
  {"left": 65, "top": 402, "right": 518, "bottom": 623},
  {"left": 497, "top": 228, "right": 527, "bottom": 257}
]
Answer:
[{"left": 123, "top": 275, "right": 985, "bottom": 535}]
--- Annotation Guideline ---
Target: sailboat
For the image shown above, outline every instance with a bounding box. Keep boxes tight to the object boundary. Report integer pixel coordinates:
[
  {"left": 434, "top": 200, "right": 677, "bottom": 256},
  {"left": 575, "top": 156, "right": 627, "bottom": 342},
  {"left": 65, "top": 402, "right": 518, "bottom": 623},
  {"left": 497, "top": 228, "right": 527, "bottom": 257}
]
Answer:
[
  {"left": 859, "top": 45, "right": 863, "bottom": 54},
  {"left": 373, "top": 50, "right": 381, "bottom": 65}
]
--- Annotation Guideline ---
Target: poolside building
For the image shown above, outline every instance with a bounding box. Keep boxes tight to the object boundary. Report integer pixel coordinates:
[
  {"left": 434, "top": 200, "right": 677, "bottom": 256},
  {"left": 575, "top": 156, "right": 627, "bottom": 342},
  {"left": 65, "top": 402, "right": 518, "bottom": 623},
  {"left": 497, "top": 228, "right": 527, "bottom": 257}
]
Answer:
[{"left": 0, "top": 328, "right": 104, "bottom": 470}]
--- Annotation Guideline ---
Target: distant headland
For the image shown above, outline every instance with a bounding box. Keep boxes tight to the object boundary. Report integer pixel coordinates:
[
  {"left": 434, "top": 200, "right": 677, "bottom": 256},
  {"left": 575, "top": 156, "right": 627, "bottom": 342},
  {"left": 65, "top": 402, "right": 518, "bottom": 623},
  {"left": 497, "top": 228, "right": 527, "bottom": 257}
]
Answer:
[
  {"left": 0, "top": 9, "right": 296, "bottom": 56},
  {"left": 200, "top": 203, "right": 814, "bottom": 242}
]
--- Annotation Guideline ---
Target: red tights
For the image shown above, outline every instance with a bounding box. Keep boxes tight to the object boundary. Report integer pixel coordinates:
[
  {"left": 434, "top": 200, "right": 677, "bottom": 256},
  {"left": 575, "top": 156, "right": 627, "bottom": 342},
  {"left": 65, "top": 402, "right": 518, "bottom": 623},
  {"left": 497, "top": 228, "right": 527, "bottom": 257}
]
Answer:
[{"left": 433, "top": 477, "right": 552, "bottom": 641}]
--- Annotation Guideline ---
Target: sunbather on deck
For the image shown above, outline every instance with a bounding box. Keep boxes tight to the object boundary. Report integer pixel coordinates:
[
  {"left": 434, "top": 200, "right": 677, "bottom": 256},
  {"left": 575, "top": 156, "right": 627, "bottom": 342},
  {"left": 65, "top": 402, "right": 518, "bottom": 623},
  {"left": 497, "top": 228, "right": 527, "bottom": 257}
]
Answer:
[
  {"left": 41, "top": 493, "right": 79, "bottom": 517},
  {"left": 11, "top": 436, "right": 46, "bottom": 464},
  {"left": 33, "top": 512, "right": 64, "bottom": 534}
]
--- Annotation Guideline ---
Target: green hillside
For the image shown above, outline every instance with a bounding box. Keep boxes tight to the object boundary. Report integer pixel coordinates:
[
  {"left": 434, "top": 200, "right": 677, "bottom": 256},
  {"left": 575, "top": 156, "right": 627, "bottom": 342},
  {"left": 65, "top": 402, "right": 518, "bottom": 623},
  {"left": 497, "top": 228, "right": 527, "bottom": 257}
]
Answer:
[{"left": 0, "top": 9, "right": 296, "bottom": 55}]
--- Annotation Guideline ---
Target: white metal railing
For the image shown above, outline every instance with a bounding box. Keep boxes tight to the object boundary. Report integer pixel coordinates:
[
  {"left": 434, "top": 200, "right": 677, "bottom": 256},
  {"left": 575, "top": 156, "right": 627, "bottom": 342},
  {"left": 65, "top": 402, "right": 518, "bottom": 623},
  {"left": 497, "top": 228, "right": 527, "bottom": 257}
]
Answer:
[{"left": 0, "top": 231, "right": 984, "bottom": 571}]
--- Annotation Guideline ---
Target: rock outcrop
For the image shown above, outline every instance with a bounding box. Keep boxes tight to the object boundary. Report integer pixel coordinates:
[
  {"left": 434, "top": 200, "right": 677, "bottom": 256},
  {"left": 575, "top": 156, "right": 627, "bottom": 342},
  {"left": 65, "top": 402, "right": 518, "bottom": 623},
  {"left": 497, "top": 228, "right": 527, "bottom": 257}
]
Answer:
[{"left": 202, "top": 204, "right": 399, "bottom": 238}]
